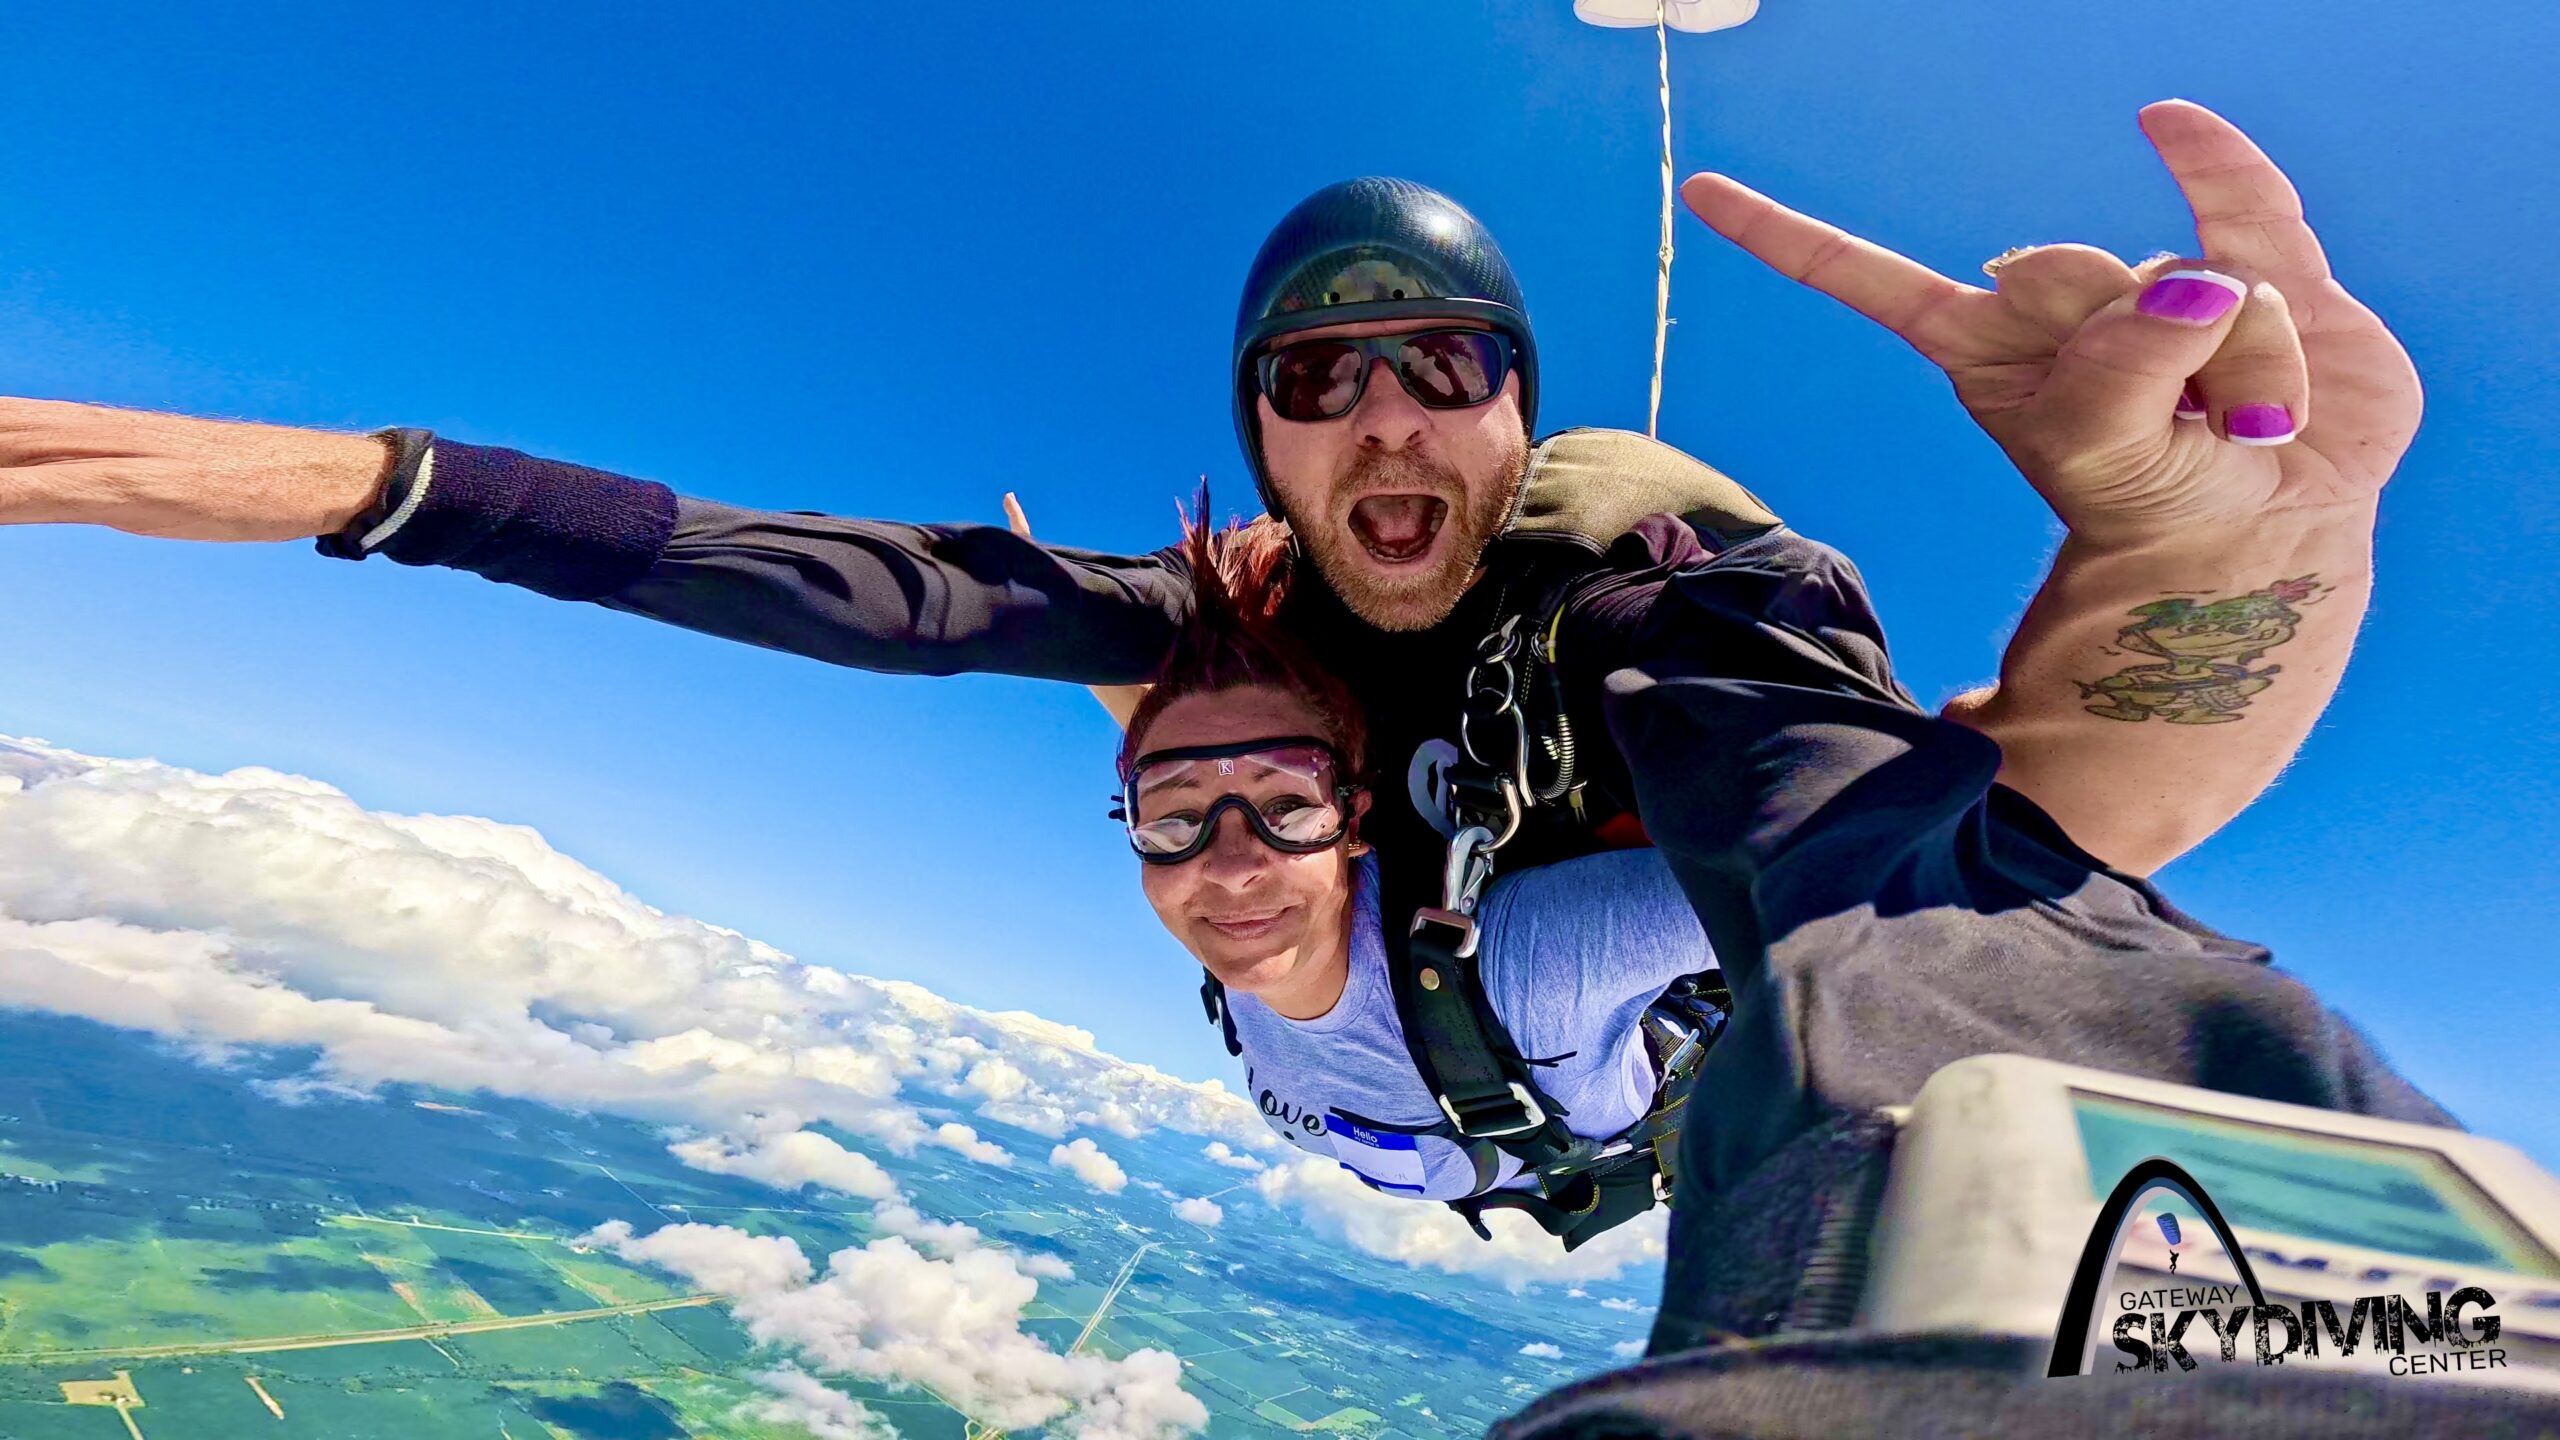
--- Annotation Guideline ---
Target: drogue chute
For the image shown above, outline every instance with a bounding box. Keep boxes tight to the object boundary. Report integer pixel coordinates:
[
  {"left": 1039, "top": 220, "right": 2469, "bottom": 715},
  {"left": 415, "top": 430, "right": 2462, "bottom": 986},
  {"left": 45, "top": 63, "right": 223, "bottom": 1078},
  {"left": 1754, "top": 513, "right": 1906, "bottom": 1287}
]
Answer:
[
  {"left": 1572, "top": 0, "right": 1758, "bottom": 33},
  {"left": 1571, "top": 1, "right": 1762, "bottom": 435}
]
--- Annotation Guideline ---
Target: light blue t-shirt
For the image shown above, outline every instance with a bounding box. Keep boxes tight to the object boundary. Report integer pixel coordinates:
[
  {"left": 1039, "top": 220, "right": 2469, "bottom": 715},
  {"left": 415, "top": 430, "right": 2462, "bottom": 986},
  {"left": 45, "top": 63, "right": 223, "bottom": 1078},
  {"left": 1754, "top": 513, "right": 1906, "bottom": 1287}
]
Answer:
[{"left": 1225, "top": 848, "right": 1711, "bottom": 1201}]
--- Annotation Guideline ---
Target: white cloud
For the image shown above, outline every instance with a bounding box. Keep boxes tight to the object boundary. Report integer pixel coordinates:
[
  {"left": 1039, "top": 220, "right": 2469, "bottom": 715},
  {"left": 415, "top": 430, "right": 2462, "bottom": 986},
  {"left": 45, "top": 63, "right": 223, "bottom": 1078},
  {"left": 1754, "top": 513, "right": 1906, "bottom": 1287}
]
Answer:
[
  {"left": 933, "top": 1122, "right": 1013, "bottom": 1167},
  {"left": 663, "top": 1124, "right": 995, "bottom": 1258},
  {"left": 966, "top": 1058, "right": 1031, "bottom": 1104},
  {"left": 1171, "top": 1197, "right": 1223, "bottom": 1227},
  {"left": 1254, "top": 1157, "right": 1668, "bottom": 1289},
  {"left": 870, "top": 1199, "right": 982, "bottom": 1257},
  {"left": 747, "top": 1367, "right": 886, "bottom": 1440},
  {"left": 1566, "top": 1287, "right": 1589, "bottom": 1299},
  {"left": 1600, "top": 1297, "right": 1644, "bottom": 1313},
  {"left": 1202, "top": 1141, "right": 1263, "bottom": 1172},
  {"left": 1050, "top": 1138, "right": 1129, "bottom": 1194},
  {"left": 1018, "top": 1253, "right": 1077, "bottom": 1281},
  {"left": 584, "top": 1219, "right": 812, "bottom": 1295},
  {"left": 1611, "top": 1339, "right": 1646, "bottom": 1360},
  {"left": 595, "top": 1220, "right": 1205, "bottom": 1440},
  {"left": 978, "top": 1099, "right": 1074, "bottom": 1138},
  {"left": 669, "top": 1128, "right": 898, "bottom": 1202},
  {"left": 1080, "top": 1099, "right": 1146, "bottom": 1140},
  {"left": 1519, "top": 1342, "right": 1563, "bottom": 1359}
]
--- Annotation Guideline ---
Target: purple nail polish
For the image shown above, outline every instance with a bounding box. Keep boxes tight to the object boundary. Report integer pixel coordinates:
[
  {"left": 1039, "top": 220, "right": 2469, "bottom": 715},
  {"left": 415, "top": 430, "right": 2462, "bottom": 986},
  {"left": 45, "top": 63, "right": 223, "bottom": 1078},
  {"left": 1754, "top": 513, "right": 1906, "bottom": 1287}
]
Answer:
[
  {"left": 2174, "top": 381, "right": 2207, "bottom": 420},
  {"left": 2138, "top": 269, "right": 2247, "bottom": 325},
  {"left": 2226, "top": 403, "right": 2296, "bottom": 446}
]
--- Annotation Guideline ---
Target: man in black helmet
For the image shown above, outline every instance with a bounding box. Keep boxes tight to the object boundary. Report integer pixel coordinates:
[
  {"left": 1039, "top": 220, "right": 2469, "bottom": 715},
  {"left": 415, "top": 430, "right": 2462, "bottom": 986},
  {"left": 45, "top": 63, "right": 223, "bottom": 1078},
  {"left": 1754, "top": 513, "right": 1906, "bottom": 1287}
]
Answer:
[
  {"left": 1228, "top": 175, "right": 1544, "bottom": 635},
  {"left": 0, "top": 100, "right": 2443, "bottom": 1366}
]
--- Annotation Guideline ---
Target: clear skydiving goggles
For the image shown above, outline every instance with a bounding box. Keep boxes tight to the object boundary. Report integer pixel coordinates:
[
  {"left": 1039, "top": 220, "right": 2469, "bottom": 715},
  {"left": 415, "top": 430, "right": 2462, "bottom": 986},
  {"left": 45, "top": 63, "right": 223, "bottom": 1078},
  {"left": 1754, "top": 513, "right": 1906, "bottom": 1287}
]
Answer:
[{"left": 1116, "top": 737, "right": 1354, "bottom": 865}]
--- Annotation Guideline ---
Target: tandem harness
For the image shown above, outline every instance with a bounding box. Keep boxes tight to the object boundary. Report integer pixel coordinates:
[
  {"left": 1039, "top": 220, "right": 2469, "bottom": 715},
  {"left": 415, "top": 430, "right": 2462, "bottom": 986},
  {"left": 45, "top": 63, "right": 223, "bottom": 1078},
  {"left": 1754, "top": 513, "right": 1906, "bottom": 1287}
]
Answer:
[
  {"left": 1194, "top": 428, "right": 1784, "bottom": 1250},
  {"left": 1352, "top": 596, "right": 1732, "bottom": 1250}
]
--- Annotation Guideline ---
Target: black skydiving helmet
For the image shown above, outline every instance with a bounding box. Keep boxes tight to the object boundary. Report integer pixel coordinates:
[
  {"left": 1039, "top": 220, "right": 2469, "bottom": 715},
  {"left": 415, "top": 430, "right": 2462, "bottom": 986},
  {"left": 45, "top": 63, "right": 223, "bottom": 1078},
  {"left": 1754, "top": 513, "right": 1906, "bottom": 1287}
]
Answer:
[{"left": 1231, "top": 177, "right": 1539, "bottom": 517}]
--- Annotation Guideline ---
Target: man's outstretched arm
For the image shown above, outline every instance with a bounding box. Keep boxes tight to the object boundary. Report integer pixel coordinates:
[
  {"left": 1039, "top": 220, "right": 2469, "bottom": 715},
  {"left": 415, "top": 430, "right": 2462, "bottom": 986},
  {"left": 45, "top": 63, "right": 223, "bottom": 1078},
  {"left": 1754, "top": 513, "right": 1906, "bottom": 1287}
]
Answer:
[
  {"left": 1682, "top": 100, "right": 2421, "bottom": 875},
  {"left": 0, "top": 400, "right": 1189, "bottom": 685}
]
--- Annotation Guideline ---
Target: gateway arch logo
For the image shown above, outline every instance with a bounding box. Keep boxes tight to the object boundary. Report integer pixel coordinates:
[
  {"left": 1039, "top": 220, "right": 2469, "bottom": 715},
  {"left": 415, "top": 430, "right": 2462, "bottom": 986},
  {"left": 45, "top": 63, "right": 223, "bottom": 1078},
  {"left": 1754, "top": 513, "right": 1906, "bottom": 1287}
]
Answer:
[
  {"left": 2045, "top": 1156, "right": 2511, "bottom": 1378},
  {"left": 2046, "top": 1157, "right": 2265, "bottom": 1378}
]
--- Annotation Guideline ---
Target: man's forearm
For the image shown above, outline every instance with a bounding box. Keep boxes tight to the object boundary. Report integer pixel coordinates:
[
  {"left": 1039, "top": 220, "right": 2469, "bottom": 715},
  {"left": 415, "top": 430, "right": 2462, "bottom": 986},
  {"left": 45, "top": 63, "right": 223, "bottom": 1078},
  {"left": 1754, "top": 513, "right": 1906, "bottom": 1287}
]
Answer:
[
  {"left": 0, "top": 397, "right": 395, "bottom": 541},
  {"left": 1945, "top": 503, "right": 2378, "bottom": 875}
]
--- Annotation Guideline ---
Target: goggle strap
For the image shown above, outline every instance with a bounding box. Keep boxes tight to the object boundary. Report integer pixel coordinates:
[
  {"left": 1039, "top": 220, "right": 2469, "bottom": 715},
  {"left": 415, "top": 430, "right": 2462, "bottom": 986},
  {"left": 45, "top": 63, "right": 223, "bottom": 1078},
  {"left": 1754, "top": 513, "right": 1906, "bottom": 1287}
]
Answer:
[{"left": 1125, "top": 735, "right": 1339, "bottom": 773}]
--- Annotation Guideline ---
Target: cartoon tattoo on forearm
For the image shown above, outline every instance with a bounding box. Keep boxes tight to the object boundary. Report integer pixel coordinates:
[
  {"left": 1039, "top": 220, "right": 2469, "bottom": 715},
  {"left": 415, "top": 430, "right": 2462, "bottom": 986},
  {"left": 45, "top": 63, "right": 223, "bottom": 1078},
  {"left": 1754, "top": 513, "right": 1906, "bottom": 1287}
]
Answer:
[{"left": 2077, "top": 576, "right": 2329, "bottom": 724}]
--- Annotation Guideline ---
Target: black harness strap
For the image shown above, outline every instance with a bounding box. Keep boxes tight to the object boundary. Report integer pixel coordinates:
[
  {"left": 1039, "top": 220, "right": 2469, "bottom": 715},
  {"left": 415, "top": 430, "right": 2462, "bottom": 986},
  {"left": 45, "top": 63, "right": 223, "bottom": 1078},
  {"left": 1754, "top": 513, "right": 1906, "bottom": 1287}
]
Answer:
[
  {"left": 1380, "top": 852, "right": 1583, "bottom": 1163},
  {"left": 1202, "top": 971, "right": 1242, "bottom": 1058}
]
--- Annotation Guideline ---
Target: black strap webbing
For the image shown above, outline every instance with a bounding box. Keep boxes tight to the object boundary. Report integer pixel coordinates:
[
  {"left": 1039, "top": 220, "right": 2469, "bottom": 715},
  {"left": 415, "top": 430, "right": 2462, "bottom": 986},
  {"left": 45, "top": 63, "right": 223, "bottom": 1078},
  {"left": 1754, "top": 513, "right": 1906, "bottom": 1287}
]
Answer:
[
  {"left": 1378, "top": 837, "right": 1582, "bottom": 1167},
  {"left": 1201, "top": 970, "right": 1242, "bottom": 1058}
]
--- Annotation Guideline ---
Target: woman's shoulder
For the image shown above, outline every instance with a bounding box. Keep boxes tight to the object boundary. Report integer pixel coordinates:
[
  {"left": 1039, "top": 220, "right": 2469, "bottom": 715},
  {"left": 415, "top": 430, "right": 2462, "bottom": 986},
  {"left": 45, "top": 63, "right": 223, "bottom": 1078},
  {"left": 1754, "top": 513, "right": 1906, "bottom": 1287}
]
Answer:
[
  {"left": 1482, "top": 845, "right": 1681, "bottom": 911},
  {"left": 1476, "top": 847, "right": 1707, "bottom": 1000}
]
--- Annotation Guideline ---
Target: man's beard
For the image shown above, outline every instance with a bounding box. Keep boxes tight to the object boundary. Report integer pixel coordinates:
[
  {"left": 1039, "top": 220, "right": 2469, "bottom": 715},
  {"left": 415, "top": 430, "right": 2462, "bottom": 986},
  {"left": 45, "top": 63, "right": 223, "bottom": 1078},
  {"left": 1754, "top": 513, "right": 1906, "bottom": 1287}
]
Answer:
[{"left": 1301, "top": 439, "right": 1527, "bottom": 633}]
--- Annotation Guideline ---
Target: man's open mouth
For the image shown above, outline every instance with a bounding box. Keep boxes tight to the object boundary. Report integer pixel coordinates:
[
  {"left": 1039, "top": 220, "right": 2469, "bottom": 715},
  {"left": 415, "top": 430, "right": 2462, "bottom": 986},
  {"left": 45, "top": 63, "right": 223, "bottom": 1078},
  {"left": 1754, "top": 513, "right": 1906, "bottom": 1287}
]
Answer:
[{"left": 1347, "top": 494, "right": 1448, "bottom": 565}]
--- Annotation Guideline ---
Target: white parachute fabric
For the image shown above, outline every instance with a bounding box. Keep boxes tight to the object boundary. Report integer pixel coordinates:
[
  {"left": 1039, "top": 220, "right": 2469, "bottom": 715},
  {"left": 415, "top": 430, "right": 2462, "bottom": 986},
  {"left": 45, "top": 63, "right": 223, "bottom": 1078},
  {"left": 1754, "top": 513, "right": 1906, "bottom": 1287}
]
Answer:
[{"left": 1573, "top": 0, "right": 1758, "bottom": 33}]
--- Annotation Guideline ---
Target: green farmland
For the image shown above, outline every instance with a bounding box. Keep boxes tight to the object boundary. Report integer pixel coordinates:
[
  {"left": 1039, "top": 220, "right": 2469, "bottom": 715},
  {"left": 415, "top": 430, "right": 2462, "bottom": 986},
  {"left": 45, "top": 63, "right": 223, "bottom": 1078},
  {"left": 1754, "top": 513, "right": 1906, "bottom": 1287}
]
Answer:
[{"left": 0, "top": 1013, "right": 1653, "bottom": 1437}]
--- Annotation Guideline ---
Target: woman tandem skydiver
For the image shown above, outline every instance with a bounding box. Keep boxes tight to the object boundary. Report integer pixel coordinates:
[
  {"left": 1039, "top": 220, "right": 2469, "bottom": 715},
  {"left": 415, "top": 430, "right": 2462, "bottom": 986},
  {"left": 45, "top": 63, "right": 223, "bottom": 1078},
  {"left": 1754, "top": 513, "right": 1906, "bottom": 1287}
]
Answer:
[{"left": 1109, "top": 508, "right": 1715, "bottom": 1236}]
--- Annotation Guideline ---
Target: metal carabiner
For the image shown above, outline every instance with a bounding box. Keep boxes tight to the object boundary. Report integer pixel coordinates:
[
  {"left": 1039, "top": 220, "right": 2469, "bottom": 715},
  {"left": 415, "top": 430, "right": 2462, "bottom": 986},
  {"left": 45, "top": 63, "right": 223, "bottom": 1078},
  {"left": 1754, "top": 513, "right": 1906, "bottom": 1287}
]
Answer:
[
  {"left": 1460, "top": 697, "right": 1528, "bottom": 776},
  {"left": 1480, "top": 776, "right": 1523, "bottom": 853},
  {"left": 1459, "top": 652, "right": 1518, "bottom": 762},
  {"left": 1442, "top": 824, "right": 1496, "bottom": 915}
]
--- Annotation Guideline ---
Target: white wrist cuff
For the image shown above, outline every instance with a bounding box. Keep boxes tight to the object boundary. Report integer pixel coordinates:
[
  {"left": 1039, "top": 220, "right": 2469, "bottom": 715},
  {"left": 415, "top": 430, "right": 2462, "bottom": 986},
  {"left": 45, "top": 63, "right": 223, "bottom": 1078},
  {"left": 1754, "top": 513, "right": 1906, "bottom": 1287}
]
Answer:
[{"left": 358, "top": 443, "right": 435, "bottom": 552}]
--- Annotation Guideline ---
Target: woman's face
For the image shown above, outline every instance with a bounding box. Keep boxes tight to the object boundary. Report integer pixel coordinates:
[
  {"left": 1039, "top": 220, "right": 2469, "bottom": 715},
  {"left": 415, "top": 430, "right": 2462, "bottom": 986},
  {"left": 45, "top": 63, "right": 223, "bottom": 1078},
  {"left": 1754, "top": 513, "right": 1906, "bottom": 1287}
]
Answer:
[{"left": 1131, "top": 683, "right": 1361, "bottom": 1007}]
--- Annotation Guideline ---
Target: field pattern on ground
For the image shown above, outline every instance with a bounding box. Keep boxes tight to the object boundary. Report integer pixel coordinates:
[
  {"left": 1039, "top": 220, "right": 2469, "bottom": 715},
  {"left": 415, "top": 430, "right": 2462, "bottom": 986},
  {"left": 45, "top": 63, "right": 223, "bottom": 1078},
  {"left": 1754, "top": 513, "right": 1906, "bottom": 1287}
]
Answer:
[{"left": 0, "top": 1014, "right": 1651, "bottom": 1438}]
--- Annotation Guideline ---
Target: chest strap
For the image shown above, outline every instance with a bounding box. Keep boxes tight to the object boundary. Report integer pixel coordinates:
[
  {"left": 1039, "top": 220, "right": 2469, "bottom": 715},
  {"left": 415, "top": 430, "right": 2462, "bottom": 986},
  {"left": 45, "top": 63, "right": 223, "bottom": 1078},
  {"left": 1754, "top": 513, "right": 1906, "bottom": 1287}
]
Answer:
[{"left": 1337, "top": 981, "right": 1727, "bottom": 1249}]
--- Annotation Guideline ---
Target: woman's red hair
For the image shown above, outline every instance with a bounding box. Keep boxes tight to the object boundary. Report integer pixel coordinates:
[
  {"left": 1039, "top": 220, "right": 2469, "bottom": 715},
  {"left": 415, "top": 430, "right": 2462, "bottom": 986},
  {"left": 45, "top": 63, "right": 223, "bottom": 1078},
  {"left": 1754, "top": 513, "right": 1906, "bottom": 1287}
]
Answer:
[{"left": 1119, "top": 494, "right": 1368, "bottom": 781}]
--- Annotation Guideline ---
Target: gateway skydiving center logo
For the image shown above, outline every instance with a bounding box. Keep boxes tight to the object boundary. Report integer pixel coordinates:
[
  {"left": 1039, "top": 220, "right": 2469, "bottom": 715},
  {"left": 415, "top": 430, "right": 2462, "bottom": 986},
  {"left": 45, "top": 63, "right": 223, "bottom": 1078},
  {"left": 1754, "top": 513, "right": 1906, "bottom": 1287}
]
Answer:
[{"left": 2047, "top": 1158, "right": 2510, "bottom": 1378}]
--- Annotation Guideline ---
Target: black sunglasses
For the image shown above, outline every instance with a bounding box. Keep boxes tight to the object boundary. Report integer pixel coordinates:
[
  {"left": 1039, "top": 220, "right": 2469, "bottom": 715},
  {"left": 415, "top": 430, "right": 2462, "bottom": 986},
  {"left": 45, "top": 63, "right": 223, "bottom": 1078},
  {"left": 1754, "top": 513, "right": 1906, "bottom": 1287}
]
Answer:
[{"left": 1255, "top": 329, "right": 1514, "bottom": 423}]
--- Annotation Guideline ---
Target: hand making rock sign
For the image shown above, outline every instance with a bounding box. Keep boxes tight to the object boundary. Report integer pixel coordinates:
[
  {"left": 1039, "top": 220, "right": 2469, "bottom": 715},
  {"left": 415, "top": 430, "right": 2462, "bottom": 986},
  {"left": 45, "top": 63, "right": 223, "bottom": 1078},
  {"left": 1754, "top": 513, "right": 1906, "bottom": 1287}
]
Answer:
[
  {"left": 1683, "top": 98, "right": 2421, "bottom": 543},
  {"left": 1685, "top": 99, "right": 2421, "bottom": 865}
]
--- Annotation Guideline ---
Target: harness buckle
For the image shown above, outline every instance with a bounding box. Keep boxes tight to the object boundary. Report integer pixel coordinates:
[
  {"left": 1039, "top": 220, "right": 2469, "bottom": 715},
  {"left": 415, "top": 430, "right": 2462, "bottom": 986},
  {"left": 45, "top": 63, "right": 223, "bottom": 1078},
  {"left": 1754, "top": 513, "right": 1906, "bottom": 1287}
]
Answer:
[
  {"left": 1437, "top": 1081, "right": 1548, "bottom": 1140},
  {"left": 1410, "top": 907, "right": 1481, "bottom": 960}
]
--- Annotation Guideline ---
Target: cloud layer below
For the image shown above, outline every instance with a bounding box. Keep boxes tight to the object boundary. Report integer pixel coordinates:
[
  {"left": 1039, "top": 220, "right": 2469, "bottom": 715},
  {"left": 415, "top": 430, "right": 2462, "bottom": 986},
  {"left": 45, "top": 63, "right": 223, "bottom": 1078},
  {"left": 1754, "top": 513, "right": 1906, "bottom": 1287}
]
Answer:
[
  {"left": 0, "top": 737, "right": 1264, "bottom": 1432},
  {"left": 0, "top": 734, "right": 1666, "bottom": 1427}
]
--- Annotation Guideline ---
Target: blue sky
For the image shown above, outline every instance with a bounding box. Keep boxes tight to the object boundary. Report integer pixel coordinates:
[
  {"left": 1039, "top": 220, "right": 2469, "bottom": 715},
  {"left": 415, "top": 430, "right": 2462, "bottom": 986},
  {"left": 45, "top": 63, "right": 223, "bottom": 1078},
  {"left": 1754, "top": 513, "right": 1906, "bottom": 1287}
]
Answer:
[{"left": 1, "top": 1, "right": 2553, "bottom": 1167}]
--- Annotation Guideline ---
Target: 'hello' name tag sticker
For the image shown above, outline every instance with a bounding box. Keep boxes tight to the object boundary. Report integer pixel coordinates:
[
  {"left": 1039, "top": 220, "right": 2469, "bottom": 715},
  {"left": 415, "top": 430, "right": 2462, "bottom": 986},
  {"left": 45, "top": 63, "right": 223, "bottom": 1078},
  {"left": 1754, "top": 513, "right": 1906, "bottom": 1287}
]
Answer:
[{"left": 1327, "top": 1118, "right": 1427, "bottom": 1194}]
